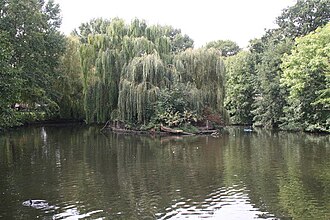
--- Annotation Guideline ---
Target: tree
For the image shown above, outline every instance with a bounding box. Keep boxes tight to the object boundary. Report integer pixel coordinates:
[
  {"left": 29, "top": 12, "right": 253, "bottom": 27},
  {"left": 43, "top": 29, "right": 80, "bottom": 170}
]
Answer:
[
  {"left": 55, "top": 36, "right": 85, "bottom": 120},
  {"left": 205, "top": 40, "right": 241, "bottom": 57},
  {"left": 152, "top": 83, "right": 198, "bottom": 127},
  {"left": 281, "top": 24, "right": 330, "bottom": 132},
  {"left": 0, "top": 0, "right": 65, "bottom": 119},
  {"left": 249, "top": 0, "right": 329, "bottom": 129},
  {"left": 252, "top": 35, "right": 294, "bottom": 128},
  {"left": 76, "top": 17, "right": 229, "bottom": 126},
  {"left": 174, "top": 48, "right": 227, "bottom": 122},
  {"left": 79, "top": 18, "right": 160, "bottom": 123},
  {"left": 225, "top": 51, "right": 256, "bottom": 125},
  {"left": 276, "top": 0, "right": 330, "bottom": 38},
  {"left": 170, "top": 31, "right": 194, "bottom": 53},
  {"left": 0, "top": 31, "right": 21, "bottom": 128},
  {"left": 78, "top": 18, "right": 198, "bottom": 124},
  {"left": 118, "top": 51, "right": 170, "bottom": 124},
  {"left": 143, "top": 24, "right": 194, "bottom": 55},
  {"left": 72, "top": 18, "right": 113, "bottom": 43}
]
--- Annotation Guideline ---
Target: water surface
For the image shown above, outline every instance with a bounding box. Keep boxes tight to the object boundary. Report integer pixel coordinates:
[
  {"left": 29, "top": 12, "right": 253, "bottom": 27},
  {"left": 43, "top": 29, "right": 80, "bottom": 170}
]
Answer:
[{"left": 0, "top": 125, "right": 329, "bottom": 219}]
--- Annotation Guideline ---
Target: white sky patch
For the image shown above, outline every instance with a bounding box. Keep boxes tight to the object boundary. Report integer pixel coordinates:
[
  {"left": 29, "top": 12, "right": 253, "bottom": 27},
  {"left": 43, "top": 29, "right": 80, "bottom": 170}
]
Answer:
[{"left": 54, "top": 0, "right": 296, "bottom": 48}]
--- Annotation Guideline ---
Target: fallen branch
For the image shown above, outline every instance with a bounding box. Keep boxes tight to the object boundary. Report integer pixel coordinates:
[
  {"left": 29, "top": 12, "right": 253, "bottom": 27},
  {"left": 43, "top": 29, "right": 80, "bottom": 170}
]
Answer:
[
  {"left": 100, "top": 120, "right": 111, "bottom": 132},
  {"left": 160, "top": 125, "right": 194, "bottom": 135}
]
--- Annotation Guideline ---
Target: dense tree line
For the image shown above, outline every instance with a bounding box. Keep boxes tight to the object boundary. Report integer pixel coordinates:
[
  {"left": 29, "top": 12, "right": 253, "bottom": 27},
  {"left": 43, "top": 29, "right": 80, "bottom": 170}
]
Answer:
[
  {"left": 0, "top": 0, "right": 329, "bottom": 133},
  {"left": 281, "top": 24, "right": 329, "bottom": 132},
  {"left": 224, "top": 0, "right": 329, "bottom": 132}
]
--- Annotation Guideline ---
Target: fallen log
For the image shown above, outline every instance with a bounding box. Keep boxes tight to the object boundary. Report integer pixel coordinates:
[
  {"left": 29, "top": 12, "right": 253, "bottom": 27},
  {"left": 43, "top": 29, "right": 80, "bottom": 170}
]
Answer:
[
  {"left": 110, "top": 127, "right": 149, "bottom": 135},
  {"left": 160, "top": 125, "right": 194, "bottom": 135},
  {"left": 160, "top": 125, "right": 183, "bottom": 133},
  {"left": 197, "top": 129, "right": 218, "bottom": 134}
]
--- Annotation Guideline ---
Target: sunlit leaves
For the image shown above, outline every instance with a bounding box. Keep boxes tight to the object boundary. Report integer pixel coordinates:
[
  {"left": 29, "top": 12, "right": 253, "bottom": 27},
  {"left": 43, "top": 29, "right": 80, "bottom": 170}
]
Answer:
[{"left": 281, "top": 24, "right": 330, "bottom": 132}]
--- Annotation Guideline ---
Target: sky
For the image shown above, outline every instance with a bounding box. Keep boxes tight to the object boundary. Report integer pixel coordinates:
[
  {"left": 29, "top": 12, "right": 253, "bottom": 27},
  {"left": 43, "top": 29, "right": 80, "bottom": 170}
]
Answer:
[{"left": 53, "top": 0, "right": 296, "bottom": 48}]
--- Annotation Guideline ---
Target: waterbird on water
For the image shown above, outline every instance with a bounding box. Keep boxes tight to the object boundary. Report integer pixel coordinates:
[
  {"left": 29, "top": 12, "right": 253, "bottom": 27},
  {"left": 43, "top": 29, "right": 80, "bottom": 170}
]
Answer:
[
  {"left": 211, "top": 132, "right": 219, "bottom": 137},
  {"left": 22, "top": 199, "right": 51, "bottom": 209},
  {"left": 243, "top": 125, "right": 253, "bottom": 132}
]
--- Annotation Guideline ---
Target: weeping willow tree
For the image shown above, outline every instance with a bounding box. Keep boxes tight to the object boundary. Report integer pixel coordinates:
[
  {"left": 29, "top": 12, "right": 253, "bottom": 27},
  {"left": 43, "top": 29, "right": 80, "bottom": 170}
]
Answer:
[
  {"left": 78, "top": 18, "right": 178, "bottom": 124},
  {"left": 80, "top": 38, "right": 124, "bottom": 123},
  {"left": 77, "top": 17, "right": 231, "bottom": 126},
  {"left": 56, "top": 36, "right": 85, "bottom": 120},
  {"left": 118, "top": 51, "right": 172, "bottom": 124},
  {"left": 174, "top": 48, "right": 227, "bottom": 122}
]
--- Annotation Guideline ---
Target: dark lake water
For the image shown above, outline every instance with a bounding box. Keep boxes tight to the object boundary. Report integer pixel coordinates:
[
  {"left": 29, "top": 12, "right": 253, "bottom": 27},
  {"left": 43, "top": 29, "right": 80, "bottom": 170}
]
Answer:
[{"left": 0, "top": 125, "right": 329, "bottom": 220}]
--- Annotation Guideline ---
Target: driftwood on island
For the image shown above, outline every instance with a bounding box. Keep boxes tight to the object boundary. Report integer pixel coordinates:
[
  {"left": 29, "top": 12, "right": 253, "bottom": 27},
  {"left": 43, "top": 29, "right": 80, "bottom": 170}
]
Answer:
[
  {"left": 101, "top": 120, "right": 220, "bottom": 136},
  {"left": 160, "top": 125, "right": 194, "bottom": 135},
  {"left": 197, "top": 129, "right": 218, "bottom": 134}
]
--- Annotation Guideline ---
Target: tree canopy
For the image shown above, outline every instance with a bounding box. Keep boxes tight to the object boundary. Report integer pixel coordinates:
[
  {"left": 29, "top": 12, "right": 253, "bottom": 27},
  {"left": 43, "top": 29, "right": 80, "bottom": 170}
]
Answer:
[
  {"left": 225, "top": 51, "right": 256, "bottom": 125},
  {"left": 276, "top": 0, "right": 330, "bottom": 38},
  {"left": 281, "top": 23, "right": 330, "bottom": 132},
  {"left": 0, "top": 0, "right": 65, "bottom": 128},
  {"left": 78, "top": 18, "right": 225, "bottom": 126},
  {"left": 236, "top": 0, "right": 330, "bottom": 130},
  {"left": 205, "top": 40, "right": 241, "bottom": 57}
]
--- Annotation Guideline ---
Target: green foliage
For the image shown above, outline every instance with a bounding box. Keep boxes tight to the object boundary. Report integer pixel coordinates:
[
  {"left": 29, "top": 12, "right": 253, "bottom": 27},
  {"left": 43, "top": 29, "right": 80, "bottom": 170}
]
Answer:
[
  {"left": 2, "top": 0, "right": 65, "bottom": 104},
  {"left": 153, "top": 110, "right": 198, "bottom": 128},
  {"left": 144, "top": 24, "right": 194, "bottom": 54},
  {"left": 78, "top": 18, "right": 184, "bottom": 124},
  {"left": 0, "top": 108, "right": 21, "bottom": 129},
  {"left": 170, "top": 31, "right": 194, "bottom": 53},
  {"left": 174, "top": 48, "right": 227, "bottom": 118},
  {"left": 78, "top": 18, "right": 222, "bottom": 126},
  {"left": 0, "top": 0, "right": 65, "bottom": 129},
  {"left": 154, "top": 84, "right": 190, "bottom": 114},
  {"left": 152, "top": 85, "right": 198, "bottom": 127},
  {"left": 55, "top": 36, "right": 85, "bottom": 120},
  {"left": 139, "top": 122, "right": 157, "bottom": 131},
  {"left": 2, "top": 0, "right": 328, "bottom": 133},
  {"left": 276, "top": 0, "right": 330, "bottom": 38},
  {"left": 118, "top": 52, "right": 166, "bottom": 124},
  {"left": 0, "top": 31, "right": 20, "bottom": 105},
  {"left": 72, "top": 18, "right": 112, "bottom": 43},
  {"left": 15, "top": 111, "right": 47, "bottom": 124},
  {"left": 0, "top": 31, "right": 21, "bottom": 129},
  {"left": 205, "top": 40, "right": 241, "bottom": 57},
  {"left": 281, "top": 24, "right": 330, "bottom": 132},
  {"left": 248, "top": 0, "right": 330, "bottom": 130},
  {"left": 252, "top": 37, "right": 294, "bottom": 128},
  {"left": 225, "top": 51, "right": 256, "bottom": 125}
]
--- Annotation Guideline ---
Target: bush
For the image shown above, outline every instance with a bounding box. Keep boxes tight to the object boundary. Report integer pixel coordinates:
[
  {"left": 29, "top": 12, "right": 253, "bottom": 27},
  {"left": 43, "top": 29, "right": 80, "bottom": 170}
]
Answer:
[
  {"left": 16, "top": 112, "right": 46, "bottom": 124},
  {"left": 0, "top": 108, "right": 21, "bottom": 129}
]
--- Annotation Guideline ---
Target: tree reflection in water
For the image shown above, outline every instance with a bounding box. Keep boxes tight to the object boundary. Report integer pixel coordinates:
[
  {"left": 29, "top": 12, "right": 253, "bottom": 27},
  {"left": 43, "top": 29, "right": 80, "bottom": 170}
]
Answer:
[{"left": 0, "top": 125, "right": 329, "bottom": 219}]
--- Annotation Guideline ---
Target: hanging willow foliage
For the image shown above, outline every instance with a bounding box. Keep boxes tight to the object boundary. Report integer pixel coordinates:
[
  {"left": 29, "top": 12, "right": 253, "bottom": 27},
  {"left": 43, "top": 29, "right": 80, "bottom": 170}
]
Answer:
[
  {"left": 78, "top": 18, "right": 226, "bottom": 125},
  {"left": 79, "top": 18, "right": 178, "bottom": 124},
  {"left": 174, "top": 48, "right": 227, "bottom": 120},
  {"left": 118, "top": 51, "right": 171, "bottom": 124}
]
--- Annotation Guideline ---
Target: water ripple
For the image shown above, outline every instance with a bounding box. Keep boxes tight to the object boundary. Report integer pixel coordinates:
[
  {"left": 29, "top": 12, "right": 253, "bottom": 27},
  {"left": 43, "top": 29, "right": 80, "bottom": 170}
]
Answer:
[
  {"left": 49, "top": 201, "right": 105, "bottom": 220},
  {"left": 157, "top": 184, "right": 277, "bottom": 220}
]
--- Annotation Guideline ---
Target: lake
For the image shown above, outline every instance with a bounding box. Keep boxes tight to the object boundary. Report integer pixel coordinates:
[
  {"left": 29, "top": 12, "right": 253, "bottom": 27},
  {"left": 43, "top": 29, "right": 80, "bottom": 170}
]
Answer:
[{"left": 0, "top": 125, "right": 329, "bottom": 219}]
